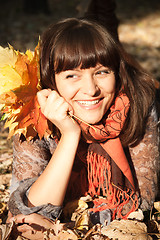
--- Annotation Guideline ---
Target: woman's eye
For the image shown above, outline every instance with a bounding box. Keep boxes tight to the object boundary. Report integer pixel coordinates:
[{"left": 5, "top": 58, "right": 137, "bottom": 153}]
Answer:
[
  {"left": 96, "top": 69, "right": 111, "bottom": 75},
  {"left": 66, "top": 74, "right": 77, "bottom": 79}
]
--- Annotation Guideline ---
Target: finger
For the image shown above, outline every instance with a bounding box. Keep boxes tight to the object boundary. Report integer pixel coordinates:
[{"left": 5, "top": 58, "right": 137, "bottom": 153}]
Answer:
[
  {"left": 21, "top": 230, "right": 44, "bottom": 240},
  {"left": 37, "top": 89, "right": 52, "bottom": 111},
  {"left": 11, "top": 214, "right": 33, "bottom": 225},
  {"left": 57, "top": 100, "right": 73, "bottom": 117},
  {"left": 9, "top": 213, "right": 36, "bottom": 225},
  {"left": 9, "top": 214, "right": 25, "bottom": 223},
  {"left": 17, "top": 224, "right": 33, "bottom": 233},
  {"left": 39, "top": 90, "right": 60, "bottom": 115},
  {"left": 37, "top": 89, "right": 52, "bottom": 99},
  {"left": 42, "top": 92, "right": 64, "bottom": 117},
  {"left": 45, "top": 90, "right": 60, "bottom": 105},
  {"left": 46, "top": 93, "right": 73, "bottom": 114},
  {"left": 10, "top": 213, "right": 53, "bottom": 230}
]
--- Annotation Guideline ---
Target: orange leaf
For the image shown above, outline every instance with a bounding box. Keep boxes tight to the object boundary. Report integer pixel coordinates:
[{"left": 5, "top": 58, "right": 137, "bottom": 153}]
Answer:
[
  {"left": 16, "top": 96, "right": 49, "bottom": 139},
  {"left": 0, "top": 91, "right": 17, "bottom": 105}
]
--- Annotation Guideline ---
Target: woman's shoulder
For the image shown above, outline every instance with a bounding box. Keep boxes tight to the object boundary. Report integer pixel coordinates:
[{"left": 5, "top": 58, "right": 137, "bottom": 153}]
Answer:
[
  {"left": 148, "top": 103, "right": 158, "bottom": 122},
  {"left": 145, "top": 103, "right": 159, "bottom": 134},
  {"left": 129, "top": 103, "right": 159, "bottom": 157}
]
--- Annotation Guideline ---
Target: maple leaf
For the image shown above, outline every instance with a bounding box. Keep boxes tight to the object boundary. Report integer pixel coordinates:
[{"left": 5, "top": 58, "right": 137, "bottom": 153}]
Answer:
[
  {"left": 0, "top": 45, "right": 22, "bottom": 94},
  {"left": 101, "top": 220, "right": 152, "bottom": 240},
  {"left": 0, "top": 43, "right": 50, "bottom": 140}
]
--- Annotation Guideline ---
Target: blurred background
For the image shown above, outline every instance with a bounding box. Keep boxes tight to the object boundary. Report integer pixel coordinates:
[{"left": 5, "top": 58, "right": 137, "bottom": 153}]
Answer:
[
  {"left": 0, "top": 0, "right": 160, "bottom": 79},
  {"left": 0, "top": 0, "right": 160, "bottom": 223}
]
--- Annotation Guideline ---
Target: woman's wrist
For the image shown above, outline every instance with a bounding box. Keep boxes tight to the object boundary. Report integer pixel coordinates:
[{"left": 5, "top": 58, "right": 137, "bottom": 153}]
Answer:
[{"left": 61, "top": 128, "right": 81, "bottom": 141}]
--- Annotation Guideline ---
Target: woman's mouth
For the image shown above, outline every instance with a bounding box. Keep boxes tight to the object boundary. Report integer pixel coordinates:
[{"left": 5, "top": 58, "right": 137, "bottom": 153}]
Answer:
[{"left": 76, "top": 98, "right": 103, "bottom": 109}]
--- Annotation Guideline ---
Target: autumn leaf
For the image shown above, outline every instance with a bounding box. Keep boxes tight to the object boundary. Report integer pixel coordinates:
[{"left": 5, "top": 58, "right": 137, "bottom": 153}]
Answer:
[
  {"left": 57, "top": 229, "right": 78, "bottom": 240},
  {"left": 16, "top": 96, "right": 49, "bottom": 139},
  {"left": 101, "top": 220, "right": 152, "bottom": 240},
  {"left": 0, "top": 221, "right": 14, "bottom": 240},
  {"left": 0, "top": 46, "right": 22, "bottom": 94},
  {"left": 63, "top": 199, "right": 90, "bottom": 232},
  {"left": 127, "top": 209, "right": 144, "bottom": 221},
  {"left": 0, "top": 43, "right": 50, "bottom": 140},
  {"left": 154, "top": 201, "right": 160, "bottom": 213}
]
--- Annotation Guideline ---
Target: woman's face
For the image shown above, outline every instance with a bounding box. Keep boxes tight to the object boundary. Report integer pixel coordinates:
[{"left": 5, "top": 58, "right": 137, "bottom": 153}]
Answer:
[{"left": 55, "top": 64, "right": 116, "bottom": 124}]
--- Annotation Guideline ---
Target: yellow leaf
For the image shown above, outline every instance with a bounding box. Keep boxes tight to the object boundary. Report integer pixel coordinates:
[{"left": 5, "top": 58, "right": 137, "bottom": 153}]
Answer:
[
  {"left": 0, "top": 67, "right": 22, "bottom": 94},
  {"left": 63, "top": 199, "right": 88, "bottom": 221},
  {"left": 0, "top": 104, "right": 4, "bottom": 111},
  {"left": 0, "top": 45, "right": 35, "bottom": 96},
  {"left": 7, "top": 122, "right": 19, "bottom": 139},
  {"left": 4, "top": 117, "right": 18, "bottom": 129},
  {"left": 0, "top": 45, "right": 17, "bottom": 70},
  {"left": 25, "top": 49, "right": 34, "bottom": 61},
  {"left": 75, "top": 211, "right": 90, "bottom": 230},
  {"left": 0, "top": 45, "right": 25, "bottom": 95}
]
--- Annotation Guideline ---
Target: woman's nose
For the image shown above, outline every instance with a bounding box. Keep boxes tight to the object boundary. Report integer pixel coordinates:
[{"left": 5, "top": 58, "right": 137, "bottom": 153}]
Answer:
[{"left": 81, "top": 75, "right": 99, "bottom": 96}]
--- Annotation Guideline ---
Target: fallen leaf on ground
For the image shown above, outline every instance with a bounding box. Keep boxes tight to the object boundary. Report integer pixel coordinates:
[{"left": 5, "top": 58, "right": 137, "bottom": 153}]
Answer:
[
  {"left": 127, "top": 209, "right": 144, "bottom": 221},
  {"left": 101, "top": 219, "right": 152, "bottom": 240},
  {"left": 0, "top": 222, "right": 14, "bottom": 240},
  {"left": 53, "top": 229, "right": 78, "bottom": 240},
  {"left": 154, "top": 201, "right": 160, "bottom": 212}
]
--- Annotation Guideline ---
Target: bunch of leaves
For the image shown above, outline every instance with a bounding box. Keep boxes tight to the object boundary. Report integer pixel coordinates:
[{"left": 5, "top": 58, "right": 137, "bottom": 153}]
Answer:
[{"left": 0, "top": 44, "right": 50, "bottom": 140}]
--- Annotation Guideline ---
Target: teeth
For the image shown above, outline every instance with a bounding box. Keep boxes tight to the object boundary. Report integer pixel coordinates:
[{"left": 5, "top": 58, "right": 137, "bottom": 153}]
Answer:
[{"left": 77, "top": 100, "right": 99, "bottom": 105}]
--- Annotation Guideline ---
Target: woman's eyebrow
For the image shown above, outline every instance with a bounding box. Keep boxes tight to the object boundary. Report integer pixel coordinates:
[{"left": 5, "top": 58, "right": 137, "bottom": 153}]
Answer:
[
  {"left": 95, "top": 65, "right": 109, "bottom": 70},
  {"left": 66, "top": 68, "right": 81, "bottom": 72}
]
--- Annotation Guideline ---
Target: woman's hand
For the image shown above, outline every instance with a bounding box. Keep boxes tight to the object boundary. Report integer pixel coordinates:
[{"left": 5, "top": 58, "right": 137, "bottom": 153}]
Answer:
[
  {"left": 28, "top": 90, "right": 81, "bottom": 207},
  {"left": 37, "top": 89, "right": 81, "bottom": 136},
  {"left": 9, "top": 213, "right": 63, "bottom": 240}
]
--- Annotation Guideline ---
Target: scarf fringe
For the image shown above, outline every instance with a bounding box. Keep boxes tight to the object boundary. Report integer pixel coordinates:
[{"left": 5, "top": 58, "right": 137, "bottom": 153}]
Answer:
[{"left": 86, "top": 151, "right": 138, "bottom": 220}]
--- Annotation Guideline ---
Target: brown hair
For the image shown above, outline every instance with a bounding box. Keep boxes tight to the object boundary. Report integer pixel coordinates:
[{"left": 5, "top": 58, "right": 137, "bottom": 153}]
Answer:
[{"left": 40, "top": 18, "right": 155, "bottom": 146}]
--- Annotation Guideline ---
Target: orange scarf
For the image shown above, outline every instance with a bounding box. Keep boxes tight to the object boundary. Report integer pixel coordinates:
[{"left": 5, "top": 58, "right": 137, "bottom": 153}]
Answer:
[
  {"left": 66, "top": 92, "right": 138, "bottom": 219},
  {"left": 80, "top": 92, "right": 134, "bottom": 187}
]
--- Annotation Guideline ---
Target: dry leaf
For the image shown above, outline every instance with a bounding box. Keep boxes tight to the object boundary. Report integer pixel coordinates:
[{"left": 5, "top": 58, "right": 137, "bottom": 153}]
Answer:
[
  {"left": 63, "top": 199, "right": 88, "bottom": 221},
  {"left": 127, "top": 209, "right": 144, "bottom": 221},
  {"left": 154, "top": 202, "right": 160, "bottom": 212},
  {"left": 75, "top": 210, "right": 90, "bottom": 230},
  {"left": 63, "top": 199, "right": 90, "bottom": 231},
  {"left": 56, "top": 229, "right": 78, "bottom": 240},
  {"left": 50, "top": 220, "right": 64, "bottom": 236},
  {"left": 0, "top": 222, "right": 14, "bottom": 240},
  {"left": 101, "top": 220, "right": 152, "bottom": 240}
]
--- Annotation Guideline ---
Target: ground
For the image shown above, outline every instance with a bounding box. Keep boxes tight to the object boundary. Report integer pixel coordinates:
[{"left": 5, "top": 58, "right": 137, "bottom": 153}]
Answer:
[{"left": 0, "top": 0, "right": 160, "bottom": 236}]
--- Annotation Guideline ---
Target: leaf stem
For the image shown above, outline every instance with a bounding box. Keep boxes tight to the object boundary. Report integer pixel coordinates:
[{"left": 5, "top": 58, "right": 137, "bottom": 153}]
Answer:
[{"left": 68, "top": 112, "right": 97, "bottom": 131}]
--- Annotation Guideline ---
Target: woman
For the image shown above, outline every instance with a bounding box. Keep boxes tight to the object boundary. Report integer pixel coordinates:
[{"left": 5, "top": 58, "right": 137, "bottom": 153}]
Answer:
[{"left": 8, "top": 18, "right": 159, "bottom": 238}]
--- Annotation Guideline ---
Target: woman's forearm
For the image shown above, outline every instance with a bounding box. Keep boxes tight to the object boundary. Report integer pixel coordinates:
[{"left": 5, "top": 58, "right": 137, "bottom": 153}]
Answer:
[{"left": 28, "top": 132, "right": 80, "bottom": 207}]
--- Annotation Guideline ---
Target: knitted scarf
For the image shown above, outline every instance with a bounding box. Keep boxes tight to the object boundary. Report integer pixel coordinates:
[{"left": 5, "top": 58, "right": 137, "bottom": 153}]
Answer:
[{"left": 66, "top": 92, "right": 139, "bottom": 219}]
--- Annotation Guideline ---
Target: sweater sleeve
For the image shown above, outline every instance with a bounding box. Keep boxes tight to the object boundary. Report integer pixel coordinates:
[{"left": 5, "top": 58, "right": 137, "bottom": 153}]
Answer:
[
  {"left": 8, "top": 134, "right": 62, "bottom": 221},
  {"left": 129, "top": 105, "right": 159, "bottom": 211}
]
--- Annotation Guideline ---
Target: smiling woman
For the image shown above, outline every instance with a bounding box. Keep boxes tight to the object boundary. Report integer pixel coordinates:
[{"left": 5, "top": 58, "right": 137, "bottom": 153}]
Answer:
[{"left": 7, "top": 17, "right": 159, "bottom": 238}]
